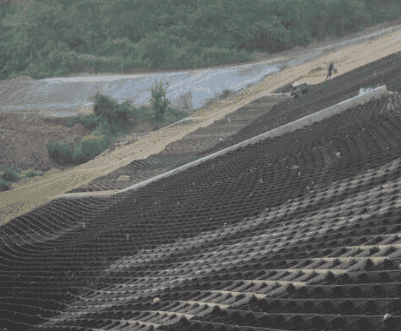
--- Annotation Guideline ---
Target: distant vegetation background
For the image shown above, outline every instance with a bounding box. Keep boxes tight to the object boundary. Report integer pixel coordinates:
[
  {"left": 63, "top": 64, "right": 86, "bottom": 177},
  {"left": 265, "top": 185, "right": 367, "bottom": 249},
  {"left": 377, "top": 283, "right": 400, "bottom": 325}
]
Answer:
[{"left": 0, "top": 0, "right": 400, "bottom": 80}]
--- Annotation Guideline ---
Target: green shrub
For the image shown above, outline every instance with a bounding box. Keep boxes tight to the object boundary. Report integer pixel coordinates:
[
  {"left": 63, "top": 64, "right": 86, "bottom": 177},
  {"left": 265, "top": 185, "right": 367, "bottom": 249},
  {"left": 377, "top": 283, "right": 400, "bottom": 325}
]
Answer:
[
  {"left": 219, "top": 90, "right": 232, "bottom": 100},
  {"left": 93, "top": 93, "right": 117, "bottom": 118},
  {"left": 1, "top": 164, "right": 20, "bottom": 182},
  {"left": 46, "top": 141, "right": 74, "bottom": 164},
  {"left": 0, "top": 178, "right": 11, "bottom": 191},
  {"left": 93, "top": 93, "right": 135, "bottom": 134},
  {"left": 135, "top": 105, "right": 155, "bottom": 122},
  {"left": 72, "top": 133, "right": 111, "bottom": 164},
  {"left": 93, "top": 120, "right": 113, "bottom": 136},
  {"left": 151, "top": 81, "right": 170, "bottom": 121},
  {"left": 66, "top": 113, "right": 101, "bottom": 130},
  {"left": 109, "top": 100, "right": 134, "bottom": 134}
]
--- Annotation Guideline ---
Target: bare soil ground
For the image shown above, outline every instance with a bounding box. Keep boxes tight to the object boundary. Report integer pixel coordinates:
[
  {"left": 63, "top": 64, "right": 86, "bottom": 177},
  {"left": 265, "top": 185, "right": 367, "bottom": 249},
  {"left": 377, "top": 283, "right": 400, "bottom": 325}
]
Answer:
[
  {"left": 0, "top": 112, "right": 166, "bottom": 190},
  {"left": 0, "top": 112, "right": 91, "bottom": 172}
]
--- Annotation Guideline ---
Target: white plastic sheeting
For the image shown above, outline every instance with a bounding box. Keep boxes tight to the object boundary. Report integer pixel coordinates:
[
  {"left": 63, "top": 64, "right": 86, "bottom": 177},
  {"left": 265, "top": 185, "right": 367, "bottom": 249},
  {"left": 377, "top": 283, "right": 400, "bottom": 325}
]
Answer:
[
  {"left": 2, "top": 23, "right": 400, "bottom": 118},
  {"left": 0, "top": 63, "right": 280, "bottom": 117}
]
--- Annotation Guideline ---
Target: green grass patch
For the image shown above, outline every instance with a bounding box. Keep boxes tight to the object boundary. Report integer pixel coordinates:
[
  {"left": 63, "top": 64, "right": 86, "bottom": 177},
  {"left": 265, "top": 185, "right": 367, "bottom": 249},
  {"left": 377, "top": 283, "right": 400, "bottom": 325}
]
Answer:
[
  {"left": 47, "top": 141, "right": 74, "bottom": 164},
  {"left": 280, "top": 65, "right": 289, "bottom": 72},
  {"left": 219, "top": 89, "right": 232, "bottom": 100},
  {"left": 47, "top": 90, "right": 188, "bottom": 166},
  {"left": 0, "top": 178, "right": 12, "bottom": 191},
  {"left": 72, "top": 133, "right": 111, "bottom": 164},
  {"left": 0, "top": 164, "right": 20, "bottom": 182},
  {"left": 66, "top": 113, "right": 101, "bottom": 130}
]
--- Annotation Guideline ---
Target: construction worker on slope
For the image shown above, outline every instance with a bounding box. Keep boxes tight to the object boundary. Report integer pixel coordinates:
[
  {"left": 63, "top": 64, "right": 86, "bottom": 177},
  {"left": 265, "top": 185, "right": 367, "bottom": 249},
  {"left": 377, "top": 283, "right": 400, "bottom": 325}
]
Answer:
[{"left": 326, "top": 62, "right": 335, "bottom": 80}]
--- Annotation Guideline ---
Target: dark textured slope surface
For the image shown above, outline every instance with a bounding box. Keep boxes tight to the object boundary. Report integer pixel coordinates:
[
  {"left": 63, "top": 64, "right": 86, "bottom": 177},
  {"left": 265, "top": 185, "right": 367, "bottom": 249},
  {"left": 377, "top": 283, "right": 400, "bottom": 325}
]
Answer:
[
  {"left": 66, "top": 94, "right": 289, "bottom": 193},
  {"left": 204, "top": 51, "right": 401, "bottom": 154},
  {"left": 67, "top": 51, "right": 401, "bottom": 194},
  {"left": 1, "top": 85, "right": 401, "bottom": 330}
]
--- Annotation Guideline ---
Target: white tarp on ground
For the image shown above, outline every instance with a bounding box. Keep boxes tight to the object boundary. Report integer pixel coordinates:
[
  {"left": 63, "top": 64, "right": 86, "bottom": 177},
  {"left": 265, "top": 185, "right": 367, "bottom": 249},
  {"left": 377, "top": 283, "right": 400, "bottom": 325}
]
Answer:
[
  {"left": 1, "top": 24, "right": 400, "bottom": 118},
  {"left": 0, "top": 63, "right": 280, "bottom": 117}
]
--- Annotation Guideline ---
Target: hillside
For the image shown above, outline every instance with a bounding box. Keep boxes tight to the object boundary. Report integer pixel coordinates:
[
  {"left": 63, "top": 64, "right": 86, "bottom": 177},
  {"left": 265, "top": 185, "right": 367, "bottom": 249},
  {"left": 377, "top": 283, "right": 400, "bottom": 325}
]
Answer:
[
  {"left": 1, "top": 2, "right": 401, "bottom": 330},
  {"left": 1, "top": 51, "right": 401, "bottom": 330},
  {"left": 0, "top": 0, "right": 23, "bottom": 5},
  {"left": 1, "top": 0, "right": 401, "bottom": 80},
  {"left": 65, "top": 50, "right": 401, "bottom": 194}
]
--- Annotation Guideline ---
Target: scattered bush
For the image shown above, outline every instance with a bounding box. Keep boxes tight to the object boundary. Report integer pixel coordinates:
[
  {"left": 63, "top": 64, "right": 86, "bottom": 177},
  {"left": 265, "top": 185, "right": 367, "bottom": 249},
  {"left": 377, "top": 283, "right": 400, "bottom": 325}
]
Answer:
[
  {"left": 219, "top": 90, "right": 232, "bottom": 100},
  {"left": 151, "top": 81, "right": 170, "bottom": 121},
  {"left": 93, "top": 93, "right": 135, "bottom": 134},
  {"left": 46, "top": 141, "right": 74, "bottom": 164},
  {"left": 0, "top": 178, "right": 11, "bottom": 191},
  {"left": 66, "top": 113, "right": 101, "bottom": 130},
  {"left": 0, "top": 164, "right": 20, "bottom": 182},
  {"left": 72, "top": 133, "right": 111, "bottom": 164}
]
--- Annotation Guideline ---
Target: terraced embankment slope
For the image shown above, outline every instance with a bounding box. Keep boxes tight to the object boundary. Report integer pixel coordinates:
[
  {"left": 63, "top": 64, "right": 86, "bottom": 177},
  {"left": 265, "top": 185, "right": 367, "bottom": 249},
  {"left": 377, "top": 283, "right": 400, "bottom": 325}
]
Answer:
[
  {"left": 1, "top": 24, "right": 401, "bottom": 224},
  {"left": 65, "top": 49, "right": 401, "bottom": 194},
  {"left": 64, "top": 94, "right": 290, "bottom": 193},
  {"left": 1, "top": 56, "right": 401, "bottom": 330}
]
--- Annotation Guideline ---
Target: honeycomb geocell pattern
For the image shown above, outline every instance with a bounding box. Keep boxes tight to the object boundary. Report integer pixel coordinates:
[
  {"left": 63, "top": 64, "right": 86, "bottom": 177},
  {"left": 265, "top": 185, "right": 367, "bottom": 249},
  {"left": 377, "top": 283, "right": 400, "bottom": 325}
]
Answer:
[{"left": 1, "top": 55, "right": 401, "bottom": 331}]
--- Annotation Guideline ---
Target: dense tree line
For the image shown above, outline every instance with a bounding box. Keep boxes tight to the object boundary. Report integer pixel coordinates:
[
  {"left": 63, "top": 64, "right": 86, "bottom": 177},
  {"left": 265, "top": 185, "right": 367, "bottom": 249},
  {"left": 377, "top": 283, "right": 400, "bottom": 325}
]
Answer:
[{"left": 0, "top": 0, "right": 400, "bottom": 80}]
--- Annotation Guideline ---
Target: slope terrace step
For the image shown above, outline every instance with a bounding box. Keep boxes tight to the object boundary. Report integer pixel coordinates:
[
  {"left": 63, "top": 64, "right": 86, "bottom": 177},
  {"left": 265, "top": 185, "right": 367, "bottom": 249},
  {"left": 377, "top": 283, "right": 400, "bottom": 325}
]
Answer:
[
  {"left": 186, "top": 319, "right": 279, "bottom": 331},
  {"left": 178, "top": 301, "right": 230, "bottom": 309},
  {"left": 242, "top": 102, "right": 278, "bottom": 108}
]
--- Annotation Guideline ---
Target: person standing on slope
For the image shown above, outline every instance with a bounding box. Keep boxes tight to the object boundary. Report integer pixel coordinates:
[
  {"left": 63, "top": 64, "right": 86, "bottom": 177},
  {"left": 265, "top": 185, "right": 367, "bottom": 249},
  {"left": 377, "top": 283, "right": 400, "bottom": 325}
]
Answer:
[{"left": 326, "top": 62, "right": 335, "bottom": 80}]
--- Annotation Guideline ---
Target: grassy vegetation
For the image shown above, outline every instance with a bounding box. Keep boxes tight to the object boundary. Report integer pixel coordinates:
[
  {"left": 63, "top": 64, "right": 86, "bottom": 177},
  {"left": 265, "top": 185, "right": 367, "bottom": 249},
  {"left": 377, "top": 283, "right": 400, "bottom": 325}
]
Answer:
[
  {"left": 219, "top": 89, "right": 233, "bottom": 100},
  {"left": 47, "top": 141, "right": 74, "bottom": 164},
  {"left": 0, "top": 164, "right": 20, "bottom": 191},
  {"left": 46, "top": 82, "right": 189, "bottom": 166},
  {"left": 0, "top": 178, "right": 12, "bottom": 191},
  {"left": 280, "top": 65, "right": 290, "bottom": 72},
  {"left": 1, "top": 0, "right": 400, "bottom": 80},
  {"left": 0, "top": 164, "right": 41, "bottom": 192},
  {"left": 0, "top": 164, "right": 20, "bottom": 182},
  {"left": 72, "top": 132, "right": 111, "bottom": 164}
]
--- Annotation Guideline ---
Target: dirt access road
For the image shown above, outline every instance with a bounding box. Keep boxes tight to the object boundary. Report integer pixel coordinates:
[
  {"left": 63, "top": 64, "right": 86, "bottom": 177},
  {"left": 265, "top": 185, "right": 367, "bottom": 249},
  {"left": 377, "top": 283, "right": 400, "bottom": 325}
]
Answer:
[{"left": 1, "top": 19, "right": 401, "bottom": 224}]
